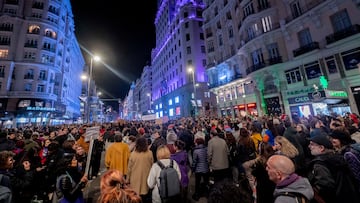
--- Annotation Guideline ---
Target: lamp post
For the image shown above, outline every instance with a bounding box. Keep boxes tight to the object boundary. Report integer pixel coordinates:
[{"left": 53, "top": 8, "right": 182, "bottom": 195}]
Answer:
[
  {"left": 243, "top": 94, "right": 247, "bottom": 116},
  {"left": 146, "top": 93, "right": 151, "bottom": 111},
  {"left": 188, "top": 67, "right": 197, "bottom": 116},
  {"left": 86, "top": 55, "right": 100, "bottom": 124}
]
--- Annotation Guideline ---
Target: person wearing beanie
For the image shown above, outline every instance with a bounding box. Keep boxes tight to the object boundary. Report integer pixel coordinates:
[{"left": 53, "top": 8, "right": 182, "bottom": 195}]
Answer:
[
  {"left": 329, "top": 127, "right": 360, "bottom": 185},
  {"left": 166, "top": 130, "right": 177, "bottom": 154},
  {"left": 307, "top": 134, "right": 360, "bottom": 203}
]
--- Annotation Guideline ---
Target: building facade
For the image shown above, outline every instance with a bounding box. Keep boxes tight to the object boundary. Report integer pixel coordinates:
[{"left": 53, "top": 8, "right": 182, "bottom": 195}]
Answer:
[
  {"left": 0, "top": 0, "right": 85, "bottom": 127},
  {"left": 151, "top": 0, "right": 216, "bottom": 120},
  {"left": 204, "top": 0, "right": 360, "bottom": 118}
]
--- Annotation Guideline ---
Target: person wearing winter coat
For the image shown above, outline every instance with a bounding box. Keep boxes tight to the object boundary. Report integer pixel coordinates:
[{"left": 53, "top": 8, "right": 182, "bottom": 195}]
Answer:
[
  {"left": 267, "top": 155, "right": 313, "bottom": 203},
  {"left": 170, "top": 140, "right": 189, "bottom": 201},
  {"left": 147, "top": 145, "right": 181, "bottom": 203},
  {"left": 105, "top": 133, "right": 130, "bottom": 176}
]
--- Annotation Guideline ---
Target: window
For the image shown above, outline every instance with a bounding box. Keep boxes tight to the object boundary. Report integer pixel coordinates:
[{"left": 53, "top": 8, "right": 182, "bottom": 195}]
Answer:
[
  {"left": 175, "top": 96, "right": 179, "bottom": 103},
  {"left": 0, "top": 65, "right": 4, "bottom": 77},
  {"left": 251, "top": 49, "right": 264, "bottom": 65},
  {"left": 24, "top": 83, "right": 32, "bottom": 91},
  {"left": 185, "top": 22, "right": 189, "bottom": 28},
  {"left": 218, "top": 34, "right": 223, "bottom": 46},
  {"left": 201, "top": 45, "right": 205, "bottom": 53},
  {"left": 243, "top": 1, "right": 254, "bottom": 18},
  {"left": 331, "top": 9, "right": 351, "bottom": 32},
  {"left": 291, "top": 0, "right": 302, "bottom": 18},
  {"left": 341, "top": 48, "right": 360, "bottom": 70},
  {"left": 168, "top": 99, "right": 173, "bottom": 105},
  {"left": 37, "top": 84, "right": 45, "bottom": 92},
  {"left": 0, "top": 49, "right": 9, "bottom": 58},
  {"left": 186, "top": 34, "right": 190, "bottom": 41},
  {"left": 169, "top": 108, "right": 174, "bottom": 116},
  {"left": 325, "top": 56, "right": 338, "bottom": 74},
  {"left": 285, "top": 67, "right": 302, "bottom": 84},
  {"left": 39, "top": 70, "right": 46, "bottom": 80},
  {"left": 18, "top": 100, "right": 31, "bottom": 107},
  {"left": 228, "top": 26, "right": 234, "bottom": 38},
  {"left": 267, "top": 43, "right": 280, "bottom": 58},
  {"left": 298, "top": 28, "right": 312, "bottom": 46},
  {"left": 262, "top": 16, "right": 272, "bottom": 32},
  {"left": 187, "top": 46, "right": 191, "bottom": 54},
  {"left": 304, "top": 62, "right": 322, "bottom": 79}
]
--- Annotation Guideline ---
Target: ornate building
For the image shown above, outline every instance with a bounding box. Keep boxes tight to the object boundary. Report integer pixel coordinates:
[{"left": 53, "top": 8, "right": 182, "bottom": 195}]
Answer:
[
  {"left": 0, "top": 0, "right": 85, "bottom": 127},
  {"left": 204, "top": 0, "right": 360, "bottom": 118}
]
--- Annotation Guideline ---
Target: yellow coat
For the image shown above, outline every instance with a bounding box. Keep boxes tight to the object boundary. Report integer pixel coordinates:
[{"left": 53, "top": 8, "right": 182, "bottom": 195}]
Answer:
[{"left": 105, "top": 142, "right": 130, "bottom": 175}]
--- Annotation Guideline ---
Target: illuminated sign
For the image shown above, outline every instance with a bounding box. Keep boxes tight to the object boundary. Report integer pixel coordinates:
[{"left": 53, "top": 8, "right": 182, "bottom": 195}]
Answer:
[
  {"left": 325, "top": 90, "right": 348, "bottom": 98},
  {"left": 288, "top": 96, "right": 310, "bottom": 104},
  {"left": 26, "top": 107, "right": 55, "bottom": 111}
]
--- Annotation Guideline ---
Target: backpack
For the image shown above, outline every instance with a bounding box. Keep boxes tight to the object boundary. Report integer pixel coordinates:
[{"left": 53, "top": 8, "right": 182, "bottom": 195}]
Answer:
[
  {"left": 0, "top": 174, "right": 12, "bottom": 203},
  {"left": 314, "top": 155, "right": 360, "bottom": 203},
  {"left": 274, "top": 191, "right": 309, "bottom": 203},
  {"left": 53, "top": 172, "right": 76, "bottom": 203},
  {"left": 157, "top": 160, "right": 180, "bottom": 200},
  {"left": 344, "top": 143, "right": 360, "bottom": 183}
]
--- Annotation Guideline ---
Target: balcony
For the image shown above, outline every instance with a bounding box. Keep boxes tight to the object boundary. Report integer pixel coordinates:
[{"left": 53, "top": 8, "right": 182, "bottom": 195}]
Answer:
[
  {"left": 24, "top": 74, "right": 34, "bottom": 79},
  {"left": 7, "top": 91, "right": 57, "bottom": 100},
  {"left": 208, "top": 73, "right": 243, "bottom": 89},
  {"left": 326, "top": 24, "right": 360, "bottom": 45},
  {"left": 24, "top": 43, "right": 37, "bottom": 48},
  {"left": 293, "top": 42, "right": 319, "bottom": 57},
  {"left": 268, "top": 56, "right": 282, "bottom": 65},
  {"left": 246, "top": 62, "right": 266, "bottom": 74}
]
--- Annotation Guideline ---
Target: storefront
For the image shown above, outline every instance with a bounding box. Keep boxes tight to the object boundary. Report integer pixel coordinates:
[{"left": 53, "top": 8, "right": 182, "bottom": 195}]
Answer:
[
  {"left": 308, "top": 90, "right": 350, "bottom": 116},
  {"left": 351, "top": 86, "right": 360, "bottom": 114},
  {"left": 288, "top": 95, "right": 314, "bottom": 118},
  {"left": 234, "top": 103, "right": 258, "bottom": 117}
]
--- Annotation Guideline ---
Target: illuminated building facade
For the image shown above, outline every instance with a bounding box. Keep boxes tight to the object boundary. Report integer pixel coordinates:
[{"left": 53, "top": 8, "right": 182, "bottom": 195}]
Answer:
[
  {"left": 151, "top": 0, "right": 216, "bottom": 119},
  {"left": 204, "top": 0, "right": 360, "bottom": 117},
  {"left": 0, "top": 0, "right": 84, "bottom": 127}
]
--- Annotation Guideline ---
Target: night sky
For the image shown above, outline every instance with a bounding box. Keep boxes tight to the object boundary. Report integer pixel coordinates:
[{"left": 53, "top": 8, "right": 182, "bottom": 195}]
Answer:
[{"left": 70, "top": 1, "right": 157, "bottom": 105}]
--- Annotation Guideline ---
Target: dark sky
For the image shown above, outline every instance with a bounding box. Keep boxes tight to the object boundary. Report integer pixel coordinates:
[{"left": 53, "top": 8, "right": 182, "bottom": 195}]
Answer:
[{"left": 70, "top": 1, "right": 157, "bottom": 103}]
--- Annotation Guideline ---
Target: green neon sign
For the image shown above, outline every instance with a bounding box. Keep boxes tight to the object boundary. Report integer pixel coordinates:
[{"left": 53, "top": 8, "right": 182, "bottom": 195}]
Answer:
[
  {"left": 326, "top": 90, "right": 348, "bottom": 98},
  {"left": 319, "top": 76, "right": 328, "bottom": 89}
]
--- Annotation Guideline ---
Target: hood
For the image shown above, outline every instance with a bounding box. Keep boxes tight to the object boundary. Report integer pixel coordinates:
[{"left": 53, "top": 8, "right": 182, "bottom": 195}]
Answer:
[{"left": 275, "top": 174, "right": 314, "bottom": 200}]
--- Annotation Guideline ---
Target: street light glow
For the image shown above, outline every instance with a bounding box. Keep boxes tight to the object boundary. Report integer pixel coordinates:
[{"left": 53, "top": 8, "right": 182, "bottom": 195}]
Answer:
[
  {"left": 188, "top": 67, "right": 193, "bottom": 73},
  {"left": 81, "top": 74, "right": 87, "bottom": 80},
  {"left": 93, "top": 55, "right": 101, "bottom": 62}
]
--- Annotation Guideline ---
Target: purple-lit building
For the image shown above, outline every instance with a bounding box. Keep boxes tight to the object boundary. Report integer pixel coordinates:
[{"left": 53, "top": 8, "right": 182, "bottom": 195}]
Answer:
[
  {"left": 0, "top": 0, "right": 85, "bottom": 127},
  {"left": 151, "top": 0, "right": 216, "bottom": 119}
]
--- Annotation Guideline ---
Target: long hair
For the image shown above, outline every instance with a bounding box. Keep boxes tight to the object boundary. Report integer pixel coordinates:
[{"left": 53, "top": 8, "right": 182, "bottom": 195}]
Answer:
[
  {"left": 274, "top": 136, "right": 299, "bottom": 158},
  {"left": 98, "top": 169, "right": 141, "bottom": 203}
]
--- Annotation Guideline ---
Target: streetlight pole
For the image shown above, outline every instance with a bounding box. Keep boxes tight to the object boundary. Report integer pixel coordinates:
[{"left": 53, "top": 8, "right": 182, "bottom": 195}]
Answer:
[
  {"left": 188, "top": 67, "right": 197, "bottom": 117},
  {"left": 243, "top": 94, "right": 247, "bottom": 116},
  {"left": 147, "top": 93, "right": 151, "bottom": 111},
  {"left": 86, "top": 55, "right": 100, "bottom": 124}
]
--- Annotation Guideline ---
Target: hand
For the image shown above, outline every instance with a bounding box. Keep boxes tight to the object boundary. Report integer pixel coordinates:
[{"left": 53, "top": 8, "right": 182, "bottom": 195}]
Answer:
[{"left": 80, "top": 175, "right": 88, "bottom": 183}]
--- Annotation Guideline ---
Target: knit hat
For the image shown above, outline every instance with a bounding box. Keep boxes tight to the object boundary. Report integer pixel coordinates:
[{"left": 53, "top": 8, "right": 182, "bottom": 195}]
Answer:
[
  {"left": 194, "top": 131, "right": 205, "bottom": 141},
  {"left": 329, "top": 129, "right": 355, "bottom": 145},
  {"left": 310, "top": 135, "right": 333, "bottom": 149},
  {"left": 166, "top": 131, "right": 177, "bottom": 144},
  {"left": 138, "top": 127, "right": 145, "bottom": 135}
]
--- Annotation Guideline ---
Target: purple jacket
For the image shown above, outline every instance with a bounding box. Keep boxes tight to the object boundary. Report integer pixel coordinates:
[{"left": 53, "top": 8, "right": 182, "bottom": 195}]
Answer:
[{"left": 171, "top": 150, "right": 189, "bottom": 187}]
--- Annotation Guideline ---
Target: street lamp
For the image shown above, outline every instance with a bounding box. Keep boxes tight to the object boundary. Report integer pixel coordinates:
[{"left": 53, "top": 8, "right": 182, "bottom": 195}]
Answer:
[
  {"left": 86, "top": 55, "right": 100, "bottom": 124},
  {"left": 188, "top": 67, "right": 197, "bottom": 116},
  {"left": 146, "top": 93, "right": 151, "bottom": 111},
  {"left": 243, "top": 94, "right": 247, "bottom": 115}
]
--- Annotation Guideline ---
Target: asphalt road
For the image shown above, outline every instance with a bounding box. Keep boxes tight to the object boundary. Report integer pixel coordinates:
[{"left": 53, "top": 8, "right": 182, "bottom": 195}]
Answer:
[{"left": 82, "top": 150, "right": 208, "bottom": 203}]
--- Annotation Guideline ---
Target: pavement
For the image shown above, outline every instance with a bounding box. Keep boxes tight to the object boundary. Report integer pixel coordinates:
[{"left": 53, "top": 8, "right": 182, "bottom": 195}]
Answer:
[{"left": 82, "top": 151, "right": 208, "bottom": 203}]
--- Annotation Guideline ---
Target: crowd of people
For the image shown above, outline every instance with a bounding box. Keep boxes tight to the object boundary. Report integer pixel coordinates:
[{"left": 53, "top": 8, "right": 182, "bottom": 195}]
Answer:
[{"left": 0, "top": 112, "right": 360, "bottom": 203}]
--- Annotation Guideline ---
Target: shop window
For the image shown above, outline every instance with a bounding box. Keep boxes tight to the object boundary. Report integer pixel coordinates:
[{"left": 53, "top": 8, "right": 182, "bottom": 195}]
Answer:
[
  {"left": 18, "top": 100, "right": 31, "bottom": 107},
  {"left": 285, "top": 67, "right": 302, "bottom": 84},
  {"left": 304, "top": 62, "right": 321, "bottom": 80},
  {"left": 341, "top": 48, "right": 360, "bottom": 70},
  {"left": 325, "top": 56, "right": 338, "bottom": 74}
]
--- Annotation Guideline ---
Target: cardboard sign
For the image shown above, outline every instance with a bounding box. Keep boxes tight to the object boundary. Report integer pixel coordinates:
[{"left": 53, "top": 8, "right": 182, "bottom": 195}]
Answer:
[{"left": 84, "top": 126, "right": 100, "bottom": 142}]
